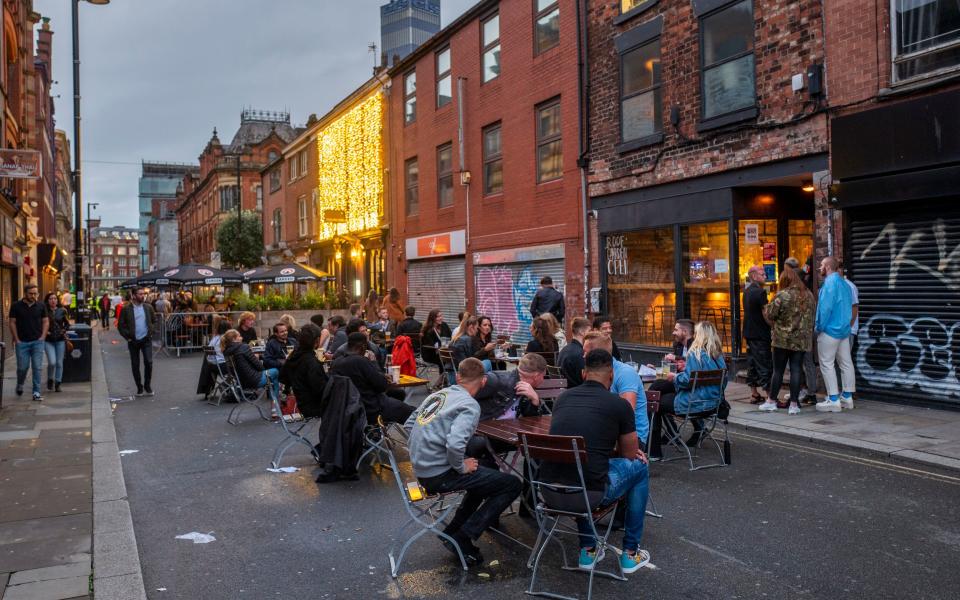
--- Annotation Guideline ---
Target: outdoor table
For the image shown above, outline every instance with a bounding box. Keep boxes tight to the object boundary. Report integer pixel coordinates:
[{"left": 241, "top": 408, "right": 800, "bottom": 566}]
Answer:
[
  {"left": 389, "top": 374, "right": 430, "bottom": 388},
  {"left": 476, "top": 415, "right": 552, "bottom": 448}
]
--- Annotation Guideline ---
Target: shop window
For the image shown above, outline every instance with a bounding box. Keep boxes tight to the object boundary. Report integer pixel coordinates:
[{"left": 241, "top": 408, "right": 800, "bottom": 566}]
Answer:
[
  {"left": 682, "top": 221, "right": 732, "bottom": 352},
  {"left": 606, "top": 228, "right": 675, "bottom": 346},
  {"left": 700, "top": 0, "right": 755, "bottom": 121},
  {"left": 788, "top": 220, "right": 814, "bottom": 274},
  {"left": 892, "top": 0, "right": 960, "bottom": 82},
  {"left": 738, "top": 219, "right": 778, "bottom": 289}
]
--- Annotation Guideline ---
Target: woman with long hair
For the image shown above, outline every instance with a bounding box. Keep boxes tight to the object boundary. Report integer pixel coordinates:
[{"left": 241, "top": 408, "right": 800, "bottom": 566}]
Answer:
[
  {"left": 525, "top": 316, "right": 559, "bottom": 364},
  {"left": 420, "top": 308, "right": 452, "bottom": 368},
  {"left": 279, "top": 324, "right": 329, "bottom": 418},
  {"left": 450, "top": 316, "right": 480, "bottom": 366},
  {"left": 382, "top": 287, "right": 405, "bottom": 323},
  {"left": 362, "top": 289, "right": 380, "bottom": 322},
  {"left": 43, "top": 292, "right": 70, "bottom": 392},
  {"left": 760, "top": 266, "right": 815, "bottom": 414},
  {"left": 539, "top": 312, "right": 566, "bottom": 351}
]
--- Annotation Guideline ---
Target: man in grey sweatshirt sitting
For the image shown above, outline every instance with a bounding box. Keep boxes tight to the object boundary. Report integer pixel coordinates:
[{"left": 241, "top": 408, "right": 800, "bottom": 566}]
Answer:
[{"left": 404, "top": 357, "right": 522, "bottom": 566}]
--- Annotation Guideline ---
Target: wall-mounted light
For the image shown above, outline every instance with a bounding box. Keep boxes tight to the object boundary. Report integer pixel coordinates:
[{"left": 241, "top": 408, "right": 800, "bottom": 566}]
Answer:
[{"left": 801, "top": 180, "right": 815, "bottom": 193}]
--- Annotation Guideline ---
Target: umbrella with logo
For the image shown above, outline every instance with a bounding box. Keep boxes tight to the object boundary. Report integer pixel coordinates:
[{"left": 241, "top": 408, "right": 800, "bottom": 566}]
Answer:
[
  {"left": 138, "top": 263, "right": 244, "bottom": 287},
  {"left": 242, "top": 263, "right": 332, "bottom": 285}
]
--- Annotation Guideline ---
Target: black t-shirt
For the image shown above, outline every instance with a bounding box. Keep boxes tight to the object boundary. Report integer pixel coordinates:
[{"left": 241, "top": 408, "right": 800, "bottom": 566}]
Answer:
[
  {"left": 742, "top": 282, "right": 771, "bottom": 340},
  {"left": 541, "top": 381, "right": 635, "bottom": 490},
  {"left": 9, "top": 300, "right": 46, "bottom": 342}
]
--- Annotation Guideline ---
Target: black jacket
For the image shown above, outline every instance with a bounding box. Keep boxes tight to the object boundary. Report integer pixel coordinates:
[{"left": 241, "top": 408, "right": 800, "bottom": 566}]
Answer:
[
  {"left": 742, "top": 282, "right": 772, "bottom": 340},
  {"left": 451, "top": 334, "right": 481, "bottom": 366},
  {"left": 396, "top": 317, "right": 422, "bottom": 337},
  {"left": 223, "top": 341, "right": 264, "bottom": 389},
  {"left": 529, "top": 286, "right": 565, "bottom": 321},
  {"left": 329, "top": 353, "right": 389, "bottom": 419},
  {"left": 421, "top": 323, "right": 452, "bottom": 365},
  {"left": 238, "top": 325, "right": 258, "bottom": 345},
  {"left": 263, "top": 336, "right": 291, "bottom": 370},
  {"left": 45, "top": 307, "right": 70, "bottom": 342},
  {"left": 558, "top": 339, "right": 585, "bottom": 388},
  {"left": 473, "top": 370, "right": 545, "bottom": 421},
  {"left": 525, "top": 338, "right": 558, "bottom": 365},
  {"left": 118, "top": 302, "right": 157, "bottom": 341},
  {"left": 315, "top": 376, "right": 366, "bottom": 473},
  {"left": 279, "top": 350, "right": 329, "bottom": 418}
]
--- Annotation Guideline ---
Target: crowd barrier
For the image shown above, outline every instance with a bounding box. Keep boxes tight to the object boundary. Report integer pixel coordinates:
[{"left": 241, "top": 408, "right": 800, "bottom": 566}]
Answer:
[{"left": 154, "top": 311, "right": 256, "bottom": 357}]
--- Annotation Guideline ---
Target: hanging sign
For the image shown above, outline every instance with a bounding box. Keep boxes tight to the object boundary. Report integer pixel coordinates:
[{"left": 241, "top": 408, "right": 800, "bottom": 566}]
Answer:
[{"left": 0, "top": 149, "right": 41, "bottom": 179}]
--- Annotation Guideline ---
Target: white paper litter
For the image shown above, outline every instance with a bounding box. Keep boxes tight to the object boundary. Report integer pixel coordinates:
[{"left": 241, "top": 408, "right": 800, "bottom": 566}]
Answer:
[
  {"left": 156, "top": 588, "right": 167, "bottom": 592},
  {"left": 175, "top": 532, "right": 216, "bottom": 544},
  {"left": 118, "top": 450, "right": 139, "bottom": 456},
  {"left": 638, "top": 364, "right": 657, "bottom": 378},
  {"left": 266, "top": 466, "right": 300, "bottom": 473}
]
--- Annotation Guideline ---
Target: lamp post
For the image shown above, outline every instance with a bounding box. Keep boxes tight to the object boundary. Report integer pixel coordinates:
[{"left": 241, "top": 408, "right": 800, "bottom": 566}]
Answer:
[{"left": 72, "top": 0, "right": 110, "bottom": 321}]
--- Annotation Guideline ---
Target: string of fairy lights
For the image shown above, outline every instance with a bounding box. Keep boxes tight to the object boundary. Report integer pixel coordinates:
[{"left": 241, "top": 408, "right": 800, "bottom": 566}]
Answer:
[{"left": 316, "top": 92, "right": 384, "bottom": 241}]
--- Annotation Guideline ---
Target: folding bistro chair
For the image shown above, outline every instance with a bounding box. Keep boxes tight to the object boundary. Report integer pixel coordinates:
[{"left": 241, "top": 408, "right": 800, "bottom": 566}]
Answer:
[
  {"left": 519, "top": 432, "right": 627, "bottom": 600},
  {"left": 534, "top": 378, "right": 567, "bottom": 414},
  {"left": 643, "top": 390, "right": 663, "bottom": 519},
  {"left": 225, "top": 356, "right": 272, "bottom": 425},
  {"left": 438, "top": 348, "right": 456, "bottom": 388},
  {"left": 203, "top": 347, "right": 231, "bottom": 406},
  {"left": 383, "top": 435, "right": 469, "bottom": 577},
  {"left": 356, "top": 415, "right": 409, "bottom": 472},
  {"left": 661, "top": 369, "right": 729, "bottom": 471},
  {"left": 546, "top": 364, "right": 564, "bottom": 379},
  {"left": 269, "top": 391, "right": 320, "bottom": 469}
]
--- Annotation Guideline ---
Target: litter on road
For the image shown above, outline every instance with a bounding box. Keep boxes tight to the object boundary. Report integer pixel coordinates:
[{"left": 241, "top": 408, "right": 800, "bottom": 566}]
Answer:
[{"left": 175, "top": 532, "right": 216, "bottom": 544}]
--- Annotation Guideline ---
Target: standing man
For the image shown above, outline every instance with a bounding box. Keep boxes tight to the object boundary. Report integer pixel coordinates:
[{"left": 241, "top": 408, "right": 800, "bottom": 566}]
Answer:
[
  {"left": 98, "top": 293, "right": 112, "bottom": 330},
  {"left": 529, "top": 276, "right": 565, "bottom": 324},
  {"left": 9, "top": 284, "right": 48, "bottom": 401},
  {"left": 742, "top": 266, "right": 772, "bottom": 404},
  {"left": 558, "top": 317, "right": 591, "bottom": 387},
  {"left": 815, "top": 256, "right": 854, "bottom": 412},
  {"left": 118, "top": 287, "right": 157, "bottom": 396}
]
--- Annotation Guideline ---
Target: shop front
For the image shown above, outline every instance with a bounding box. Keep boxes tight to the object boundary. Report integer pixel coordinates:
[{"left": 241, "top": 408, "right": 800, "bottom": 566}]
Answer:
[
  {"left": 596, "top": 157, "right": 823, "bottom": 359},
  {"left": 473, "top": 243, "right": 567, "bottom": 345},
  {"left": 404, "top": 230, "right": 466, "bottom": 326},
  {"left": 833, "top": 89, "right": 960, "bottom": 408}
]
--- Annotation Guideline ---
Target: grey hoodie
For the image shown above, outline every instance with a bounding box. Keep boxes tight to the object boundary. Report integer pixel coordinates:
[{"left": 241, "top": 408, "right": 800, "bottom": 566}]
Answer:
[{"left": 403, "top": 385, "right": 480, "bottom": 479}]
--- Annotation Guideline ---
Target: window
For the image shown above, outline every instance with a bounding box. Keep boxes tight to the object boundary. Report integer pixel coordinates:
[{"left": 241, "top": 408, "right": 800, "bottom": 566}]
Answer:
[
  {"left": 268, "top": 150, "right": 278, "bottom": 162},
  {"left": 892, "top": 0, "right": 960, "bottom": 81},
  {"left": 269, "top": 167, "right": 281, "bottom": 192},
  {"left": 405, "top": 158, "right": 419, "bottom": 216},
  {"left": 117, "top": 246, "right": 127, "bottom": 256},
  {"left": 118, "top": 257, "right": 126, "bottom": 267},
  {"left": 535, "top": 0, "right": 560, "bottom": 55},
  {"left": 436, "top": 48, "right": 452, "bottom": 107},
  {"left": 103, "top": 257, "right": 113, "bottom": 268},
  {"left": 219, "top": 185, "right": 238, "bottom": 211},
  {"left": 682, "top": 220, "right": 732, "bottom": 352},
  {"left": 437, "top": 143, "right": 454, "bottom": 208},
  {"left": 621, "top": 39, "right": 662, "bottom": 142},
  {"left": 536, "top": 99, "right": 563, "bottom": 182},
  {"left": 102, "top": 246, "right": 113, "bottom": 255},
  {"left": 288, "top": 157, "right": 298, "bottom": 182},
  {"left": 404, "top": 71, "right": 417, "bottom": 123},
  {"left": 482, "top": 14, "right": 501, "bottom": 82},
  {"left": 299, "top": 149, "right": 309, "bottom": 177},
  {"left": 272, "top": 208, "right": 282, "bottom": 244},
  {"left": 605, "top": 229, "right": 675, "bottom": 346},
  {"left": 700, "top": 0, "right": 755, "bottom": 121},
  {"left": 298, "top": 196, "right": 308, "bottom": 237},
  {"left": 483, "top": 123, "right": 503, "bottom": 195},
  {"left": 130, "top": 247, "right": 138, "bottom": 256},
  {"left": 255, "top": 185, "right": 263, "bottom": 211},
  {"left": 620, "top": 0, "right": 657, "bottom": 14}
]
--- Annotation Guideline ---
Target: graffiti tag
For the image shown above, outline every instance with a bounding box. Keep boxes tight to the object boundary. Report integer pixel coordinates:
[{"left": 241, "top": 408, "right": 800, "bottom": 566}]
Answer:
[
  {"left": 859, "top": 220, "right": 960, "bottom": 291},
  {"left": 475, "top": 265, "right": 547, "bottom": 341}
]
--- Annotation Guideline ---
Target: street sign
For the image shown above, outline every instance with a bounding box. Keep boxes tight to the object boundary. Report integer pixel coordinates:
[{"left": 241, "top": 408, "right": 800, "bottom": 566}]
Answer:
[
  {"left": 0, "top": 149, "right": 41, "bottom": 179},
  {"left": 323, "top": 209, "right": 347, "bottom": 223}
]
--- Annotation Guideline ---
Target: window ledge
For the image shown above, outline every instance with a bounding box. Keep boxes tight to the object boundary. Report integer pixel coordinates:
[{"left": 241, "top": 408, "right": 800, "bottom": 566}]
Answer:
[
  {"left": 880, "top": 69, "right": 960, "bottom": 99},
  {"left": 483, "top": 192, "right": 504, "bottom": 200},
  {"left": 613, "top": 0, "right": 659, "bottom": 25},
  {"left": 696, "top": 107, "right": 758, "bottom": 133},
  {"left": 617, "top": 132, "right": 664, "bottom": 154}
]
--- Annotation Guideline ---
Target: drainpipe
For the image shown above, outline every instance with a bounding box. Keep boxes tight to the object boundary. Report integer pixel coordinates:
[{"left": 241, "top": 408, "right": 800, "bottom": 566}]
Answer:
[
  {"left": 457, "top": 76, "right": 469, "bottom": 248},
  {"left": 575, "top": 0, "right": 591, "bottom": 317}
]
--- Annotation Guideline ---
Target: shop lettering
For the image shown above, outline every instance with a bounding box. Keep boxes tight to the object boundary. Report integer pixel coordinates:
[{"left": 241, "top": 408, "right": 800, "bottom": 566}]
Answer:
[
  {"left": 606, "top": 235, "right": 628, "bottom": 276},
  {"left": 859, "top": 220, "right": 960, "bottom": 291},
  {"left": 856, "top": 314, "right": 960, "bottom": 398}
]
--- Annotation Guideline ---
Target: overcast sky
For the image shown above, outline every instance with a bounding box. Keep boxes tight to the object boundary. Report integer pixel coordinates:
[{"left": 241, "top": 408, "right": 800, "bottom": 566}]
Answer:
[{"left": 34, "top": 0, "right": 475, "bottom": 228}]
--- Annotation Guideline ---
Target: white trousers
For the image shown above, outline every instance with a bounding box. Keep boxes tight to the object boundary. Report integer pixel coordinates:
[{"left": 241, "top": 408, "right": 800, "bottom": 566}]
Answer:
[{"left": 817, "top": 333, "right": 855, "bottom": 397}]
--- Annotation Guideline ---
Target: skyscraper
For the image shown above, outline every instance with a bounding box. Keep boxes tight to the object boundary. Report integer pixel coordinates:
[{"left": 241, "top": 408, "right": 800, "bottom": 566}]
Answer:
[{"left": 380, "top": 0, "right": 441, "bottom": 67}]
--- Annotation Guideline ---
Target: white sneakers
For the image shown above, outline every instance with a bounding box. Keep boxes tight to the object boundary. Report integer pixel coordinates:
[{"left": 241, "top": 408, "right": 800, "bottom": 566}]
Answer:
[
  {"left": 758, "top": 400, "right": 778, "bottom": 412},
  {"left": 815, "top": 398, "right": 842, "bottom": 412},
  {"left": 839, "top": 396, "right": 855, "bottom": 410},
  {"left": 788, "top": 405, "right": 801, "bottom": 415}
]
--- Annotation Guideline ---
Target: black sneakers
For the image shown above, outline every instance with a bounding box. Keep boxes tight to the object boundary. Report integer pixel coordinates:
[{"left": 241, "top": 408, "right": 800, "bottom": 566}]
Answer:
[
  {"left": 441, "top": 531, "right": 484, "bottom": 566},
  {"left": 144, "top": 385, "right": 154, "bottom": 396},
  {"left": 47, "top": 379, "right": 54, "bottom": 391}
]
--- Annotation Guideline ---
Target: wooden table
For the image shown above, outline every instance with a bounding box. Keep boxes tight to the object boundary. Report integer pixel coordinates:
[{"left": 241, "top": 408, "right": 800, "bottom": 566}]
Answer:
[
  {"left": 389, "top": 374, "right": 430, "bottom": 389},
  {"left": 476, "top": 415, "right": 552, "bottom": 447}
]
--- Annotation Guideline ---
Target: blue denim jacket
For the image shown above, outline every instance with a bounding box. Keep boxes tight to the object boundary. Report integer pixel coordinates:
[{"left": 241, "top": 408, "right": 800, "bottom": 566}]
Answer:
[{"left": 673, "top": 352, "right": 728, "bottom": 415}]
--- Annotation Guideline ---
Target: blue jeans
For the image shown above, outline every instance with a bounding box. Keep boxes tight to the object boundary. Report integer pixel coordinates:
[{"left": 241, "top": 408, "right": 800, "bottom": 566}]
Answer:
[
  {"left": 576, "top": 458, "right": 649, "bottom": 550},
  {"left": 45, "top": 341, "right": 66, "bottom": 383},
  {"left": 259, "top": 368, "right": 280, "bottom": 399},
  {"left": 15, "top": 340, "right": 45, "bottom": 394}
]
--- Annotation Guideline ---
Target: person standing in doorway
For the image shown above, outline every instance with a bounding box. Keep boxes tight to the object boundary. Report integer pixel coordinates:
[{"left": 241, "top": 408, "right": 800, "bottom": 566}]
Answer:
[
  {"left": 742, "top": 265, "right": 772, "bottom": 404},
  {"left": 815, "top": 257, "right": 854, "bottom": 412},
  {"left": 118, "top": 287, "right": 157, "bottom": 396},
  {"left": 529, "top": 276, "right": 565, "bottom": 324},
  {"left": 9, "top": 284, "right": 48, "bottom": 401}
]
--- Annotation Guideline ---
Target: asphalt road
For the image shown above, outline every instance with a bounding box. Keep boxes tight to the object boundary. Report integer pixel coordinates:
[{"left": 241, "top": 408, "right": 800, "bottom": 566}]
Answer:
[{"left": 101, "top": 330, "right": 960, "bottom": 600}]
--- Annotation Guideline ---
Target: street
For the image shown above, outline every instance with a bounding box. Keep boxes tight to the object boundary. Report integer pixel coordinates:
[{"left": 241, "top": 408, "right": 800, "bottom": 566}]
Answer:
[{"left": 100, "top": 331, "right": 960, "bottom": 600}]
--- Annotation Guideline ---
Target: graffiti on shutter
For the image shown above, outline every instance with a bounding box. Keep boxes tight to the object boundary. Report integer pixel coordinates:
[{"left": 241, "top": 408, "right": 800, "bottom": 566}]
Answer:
[{"left": 474, "top": 260, "right": 565, "bottom": 344}]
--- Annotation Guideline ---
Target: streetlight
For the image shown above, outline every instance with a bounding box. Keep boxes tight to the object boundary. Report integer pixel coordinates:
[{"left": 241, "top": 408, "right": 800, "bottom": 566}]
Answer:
[{"left": 72, "top": 0, "right": 110, "bottom": 322}]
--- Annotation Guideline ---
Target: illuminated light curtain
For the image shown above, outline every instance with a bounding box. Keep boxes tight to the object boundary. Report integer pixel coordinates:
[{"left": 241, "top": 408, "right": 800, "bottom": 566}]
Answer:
[{"left": 316, "top": 92, "right": 384, "bottom": 241}]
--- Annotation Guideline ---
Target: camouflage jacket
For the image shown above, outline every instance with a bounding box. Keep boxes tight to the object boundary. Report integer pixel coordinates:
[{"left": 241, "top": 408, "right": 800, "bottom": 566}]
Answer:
[{"left": 764, "top": 286, "right": 815, "bottom": 351}]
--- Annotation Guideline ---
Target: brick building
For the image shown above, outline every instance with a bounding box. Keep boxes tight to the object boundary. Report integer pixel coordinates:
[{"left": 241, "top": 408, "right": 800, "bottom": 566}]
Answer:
[
  {"left": 88, "top": 220, "right": 140, "bottom": 292},
  {"left": 53, "top": 129, "right": 73, "bottom": 289},
  {"left": 586, "top": 0, "right": 828, "bottom": 359},
  {"left": 386, "top": 0, "right": 585, "bottom": 342},
  {"left": 825, "top": 0, "right": 960, "bottom": 408},
  {"left": 176, "top": 111, "right": 297, "bottom": 266}
]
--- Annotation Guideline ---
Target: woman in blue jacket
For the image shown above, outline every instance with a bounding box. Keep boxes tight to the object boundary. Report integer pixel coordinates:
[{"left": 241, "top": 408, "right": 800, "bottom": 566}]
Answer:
[{"left": 649, "top": 321, "right": 728, "bottom": 458}]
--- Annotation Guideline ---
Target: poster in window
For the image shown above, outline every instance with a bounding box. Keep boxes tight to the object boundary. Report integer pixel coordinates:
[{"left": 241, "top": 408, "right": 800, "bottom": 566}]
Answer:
[
  {"left": 762, "top": 241, "right": 776, "bottom": 261},
  {"left": 744, "top": 223, "right": 759, "bottom": 244}
]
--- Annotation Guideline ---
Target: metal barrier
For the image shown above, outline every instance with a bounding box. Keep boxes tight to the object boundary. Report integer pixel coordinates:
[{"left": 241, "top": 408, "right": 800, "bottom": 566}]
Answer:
[{"left": 155, "top": 311, "right": 268, "bottom": 357}]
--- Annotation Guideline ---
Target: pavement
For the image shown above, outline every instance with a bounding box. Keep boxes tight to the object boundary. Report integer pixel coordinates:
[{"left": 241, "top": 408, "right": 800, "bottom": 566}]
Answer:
[{"left": 0, "top": 329, "right": 146, "bottom": 600}]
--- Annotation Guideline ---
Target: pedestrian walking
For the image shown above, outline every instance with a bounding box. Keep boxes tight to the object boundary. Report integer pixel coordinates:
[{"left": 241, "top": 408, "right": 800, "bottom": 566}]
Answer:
[
  {"left": 8, "top": 284, "right": 48, "bottom": 401},
  {"left": 814, "top": 256, "right": 855, "bottom": 412},
  {"left": 43, "top": 292, "right": 70, "bottom": 393},
  {"left": 381, "top": 287, "right": 405, "bottom": 323},
  {"left": 742, "top": 265, "right": 772, "bottom": 404},
  {"left": 98, "top": 293, "right": 112, "bottom": 329},
  {"left": 758, "top": 268, "right": 815, "bottom": 414},
  {"left": 118, "top": 287, "right": 157, "bottom": 396},
  {"left": 529, "top": 276, "right": 565, "bottom": 323},
  {"left": 784, "top": 256, "right": 819, "bottom": 405},
  {"left": 60, "top": 289, "right": 73, "bottom": 320}
]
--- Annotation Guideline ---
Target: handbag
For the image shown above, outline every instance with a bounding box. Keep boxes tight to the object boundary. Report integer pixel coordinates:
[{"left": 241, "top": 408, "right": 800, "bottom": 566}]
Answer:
[{"left": 65, "top": 338, "right": 75, "bottom": 354}]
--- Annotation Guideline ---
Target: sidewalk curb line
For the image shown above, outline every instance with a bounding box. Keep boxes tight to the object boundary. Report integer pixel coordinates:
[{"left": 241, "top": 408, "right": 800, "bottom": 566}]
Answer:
[
  {"left": 91, "top": 332, "right": 147, "bottom": 600},
  {"left": 727, "top": 415, "right": 960, "bottom": 473}
]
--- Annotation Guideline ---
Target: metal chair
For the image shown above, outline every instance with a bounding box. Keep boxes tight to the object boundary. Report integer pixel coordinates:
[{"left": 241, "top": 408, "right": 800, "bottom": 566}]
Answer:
[
  {"left": 520, "top": 432, "right": 627, "bottom": 600},
  {"left": 534, "top": 378, "right": 567, "bottom": 414},
  {"left": 545, "top": 364, "right": 564, "bottom": 379},
  {"left": 438, "top": 348, "right": 456, "bottom": 388},
  {"left": 383, "top": 434, "right": 468, "bottom": 577},
  {"left": 661, "top": 369, "right": 729, "bottom": 471},
  {"left": 269, "top": 390, "right": 320, "bottom": 469},
  {"left": 643, "top": 390, "right": 663, "bottom": 519},
  {"left": 203, "top": 347, "right": 231, "bottom": 406},
  {"left": 224, "top": 356, "right": 271, "bottom": 425},
  {"left": 356, "top": 415, "right": 409, "bottom": 472}
]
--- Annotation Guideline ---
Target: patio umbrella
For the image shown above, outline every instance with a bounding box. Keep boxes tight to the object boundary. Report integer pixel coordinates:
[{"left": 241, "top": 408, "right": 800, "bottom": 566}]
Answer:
[
  {"left": 139, "top": 263, "right": 244, "bottom": 287},
  {"left": 243, "top": 263, "right": 332, "bottom": 285}
]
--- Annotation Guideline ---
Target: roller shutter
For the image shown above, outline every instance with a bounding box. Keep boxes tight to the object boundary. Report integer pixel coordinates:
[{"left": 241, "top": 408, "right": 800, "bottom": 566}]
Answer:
[
  {"left": 474, "top": 259, "right": 567, "bottom": 345},
  {"left": 849, "top": 202, "right": 960, "bottom": 407},
  {"left": 407, "top": 259, "right": 465, "bottom": 327}
]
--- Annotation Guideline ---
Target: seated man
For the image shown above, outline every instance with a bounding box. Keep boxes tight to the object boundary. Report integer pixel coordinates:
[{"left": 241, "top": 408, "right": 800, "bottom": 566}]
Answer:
[
  {"left": 396, "top": 305, "right": 422, "bottom": 340},
  {"left": 540, "top": 349, "right": 651, "bottom": 573},
  {"left": 368, "top": 307, "right": 395, "bottom": 336},
  {"left": 558, "top": 317, "right": 591, "bottom": 388},
  {"left": 331, "top": 318, "right": 385, "bottom": 369},
  {"left": 592, "top": 316, "right": 621, "bottom": 360},
  {"left": 330, "top": 332, "right": 414, "bottom": 425},
  {"left": 262, "top": 322, "right": 292, "bottom": 370},
  {"left": 646, "top": 318, "right": 695, "bottom": 397},
  {"left": 583, "top": 332, "right": 648, "bottom": 451},
  {"left": 404, "top": 358, "right": 522, "bottom": 566}
]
